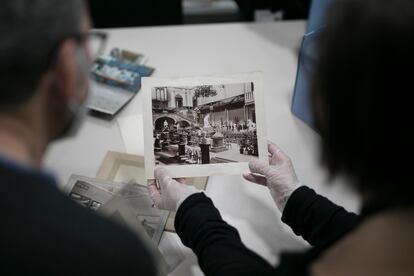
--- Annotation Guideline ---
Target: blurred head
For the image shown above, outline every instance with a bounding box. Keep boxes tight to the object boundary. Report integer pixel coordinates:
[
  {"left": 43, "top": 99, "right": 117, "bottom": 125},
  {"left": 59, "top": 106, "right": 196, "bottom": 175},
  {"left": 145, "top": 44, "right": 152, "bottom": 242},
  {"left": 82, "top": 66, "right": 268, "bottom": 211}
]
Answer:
[
  {"left": 312, "top": 0, "right": 414, "bottom": 205},
  {"left": 0, "top": 0, "right": 91, "bottom": 140}
]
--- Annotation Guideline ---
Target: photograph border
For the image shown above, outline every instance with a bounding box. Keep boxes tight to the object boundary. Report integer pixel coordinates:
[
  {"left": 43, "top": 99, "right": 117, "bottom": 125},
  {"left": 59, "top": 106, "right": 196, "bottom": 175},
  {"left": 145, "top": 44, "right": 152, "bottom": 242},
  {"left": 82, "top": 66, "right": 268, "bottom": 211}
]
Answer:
[{"left": 143, "top": 72, "right": 267, "bottom": 179}]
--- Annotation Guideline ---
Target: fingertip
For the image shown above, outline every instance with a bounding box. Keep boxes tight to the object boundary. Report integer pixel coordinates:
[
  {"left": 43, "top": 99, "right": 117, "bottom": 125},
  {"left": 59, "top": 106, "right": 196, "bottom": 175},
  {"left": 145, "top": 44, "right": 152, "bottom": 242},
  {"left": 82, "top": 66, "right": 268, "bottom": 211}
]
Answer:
[
  {"left": 242, "top": 173, "right": 255, "bottom": 182},
  {"left": 268, "top": 144, "right": 289, "bottom": 163},
  {"left": 248, "top": 159, "right": 259, "bottom": 169},
  {"left": 249, "top": 159, "right": 267, "bottom": 171},
  {"left": 154, "top": 167, "right": 168, "bottom": 179},
  {"left": 176, "top": 178, "right": 187, "bottom": 184},
  {"left": 268, "top": 142, "right": 280, "bottom": 154},
  {"left": 154, "top": 167, "right": 164, "bottom": 174}
]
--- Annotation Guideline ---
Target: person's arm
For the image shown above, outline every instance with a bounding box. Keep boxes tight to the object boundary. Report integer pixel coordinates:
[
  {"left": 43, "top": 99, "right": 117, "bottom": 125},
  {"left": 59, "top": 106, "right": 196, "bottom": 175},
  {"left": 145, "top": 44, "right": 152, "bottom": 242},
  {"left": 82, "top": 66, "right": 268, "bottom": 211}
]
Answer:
[
  {"left": 148, "top": 169, "right": 274, "bottom": 276},
  {"left": 244, "top": 142, "right": 359, "bottom": 247},
  {"left": 148, "top": 142, "right": 358, "bottom": 275},
  {"left": 281, "top": 185, "right": 358, "bottom": 247},
  {"left": 175, "top": 193, "right": 274, "bottom": 276}
]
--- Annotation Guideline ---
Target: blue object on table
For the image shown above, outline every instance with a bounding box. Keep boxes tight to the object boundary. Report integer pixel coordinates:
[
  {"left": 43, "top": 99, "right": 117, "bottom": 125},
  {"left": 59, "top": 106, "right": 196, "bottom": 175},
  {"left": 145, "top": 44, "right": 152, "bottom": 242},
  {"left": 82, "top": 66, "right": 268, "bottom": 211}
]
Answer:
[
  {"left": 88, "top": 50, "right": 155, "bottom": 116},
  {"left": 291, "top": 0, "right": 332, "bottom": 131},
  {"left": 306, "top": 0, "right": 332, "bottom": 33},
  {"left": 91, "top": 56, "right": 154, "bottom": 93}
]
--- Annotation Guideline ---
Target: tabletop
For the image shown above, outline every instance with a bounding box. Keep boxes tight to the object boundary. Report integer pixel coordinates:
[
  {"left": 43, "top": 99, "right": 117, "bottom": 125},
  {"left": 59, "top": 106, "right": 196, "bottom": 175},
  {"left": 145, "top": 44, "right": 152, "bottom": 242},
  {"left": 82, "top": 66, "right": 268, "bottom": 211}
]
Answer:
[{"left": 44, "top": 21, "right": 360, "bottom": 275}]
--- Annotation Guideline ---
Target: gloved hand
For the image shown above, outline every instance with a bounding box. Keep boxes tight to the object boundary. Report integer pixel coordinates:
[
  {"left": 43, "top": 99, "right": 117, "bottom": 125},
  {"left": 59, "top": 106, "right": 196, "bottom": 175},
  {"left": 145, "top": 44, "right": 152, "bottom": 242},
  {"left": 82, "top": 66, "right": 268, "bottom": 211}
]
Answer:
[
  {"left": 147, "top": 167, "right": 200, "bottom": 212},
  {"left": 243, "top": 142, "right": 302, "bottom": 212}
]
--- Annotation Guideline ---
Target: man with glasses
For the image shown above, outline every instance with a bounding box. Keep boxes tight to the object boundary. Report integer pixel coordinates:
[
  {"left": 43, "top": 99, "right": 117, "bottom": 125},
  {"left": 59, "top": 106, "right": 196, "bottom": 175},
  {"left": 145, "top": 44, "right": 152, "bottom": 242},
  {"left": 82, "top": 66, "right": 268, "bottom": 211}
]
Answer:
[{"left": 0, "top": 1, "right": 156, "bottom": 274}]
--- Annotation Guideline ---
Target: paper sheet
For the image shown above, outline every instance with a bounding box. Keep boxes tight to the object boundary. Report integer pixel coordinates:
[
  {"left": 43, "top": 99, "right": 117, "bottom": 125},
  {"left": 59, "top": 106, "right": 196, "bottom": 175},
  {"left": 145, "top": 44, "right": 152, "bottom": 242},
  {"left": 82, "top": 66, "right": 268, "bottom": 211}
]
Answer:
[{"left": 142, "top": 72, "right": 268, "bottom": 179}]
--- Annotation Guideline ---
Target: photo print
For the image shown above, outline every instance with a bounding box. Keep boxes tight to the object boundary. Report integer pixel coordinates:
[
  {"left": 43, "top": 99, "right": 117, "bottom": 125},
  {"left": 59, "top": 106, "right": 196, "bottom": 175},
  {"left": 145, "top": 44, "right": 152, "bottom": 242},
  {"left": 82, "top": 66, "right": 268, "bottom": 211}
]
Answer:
[{"left": 143, "top": 72, "right": 267, "bottom": 178}]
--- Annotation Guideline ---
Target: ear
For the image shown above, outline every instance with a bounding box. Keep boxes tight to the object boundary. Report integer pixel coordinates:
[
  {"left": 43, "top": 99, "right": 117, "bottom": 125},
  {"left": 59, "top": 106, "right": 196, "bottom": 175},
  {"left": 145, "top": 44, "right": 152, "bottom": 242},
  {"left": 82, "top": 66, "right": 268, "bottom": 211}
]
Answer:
[{"left": 53, "top": 39, "right": 80, "bottom": 103}]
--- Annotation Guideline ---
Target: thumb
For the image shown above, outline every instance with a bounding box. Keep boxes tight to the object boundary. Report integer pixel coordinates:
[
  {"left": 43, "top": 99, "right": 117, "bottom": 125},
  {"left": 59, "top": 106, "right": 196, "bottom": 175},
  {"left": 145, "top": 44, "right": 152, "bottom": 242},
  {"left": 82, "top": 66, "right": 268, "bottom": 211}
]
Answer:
[
  {"left": 268, "top": 142, "right": 289, "bottom": 165},
  {"left": 154, "top": 167, "right": 173, "bottom": 191},
  {"left": 249, "top": 159, "right": 271, "bottom": 176}
]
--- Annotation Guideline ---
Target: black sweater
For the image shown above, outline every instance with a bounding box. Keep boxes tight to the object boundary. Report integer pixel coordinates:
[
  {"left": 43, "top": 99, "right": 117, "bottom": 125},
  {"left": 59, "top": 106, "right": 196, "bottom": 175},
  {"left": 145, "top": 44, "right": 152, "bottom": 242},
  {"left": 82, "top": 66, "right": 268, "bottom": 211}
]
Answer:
[
  {"left": 0, "top": 158, "right": 156, "bottom": 275},
  {"left": 175, "top": 186, "right": 359, "bottom": 276}
]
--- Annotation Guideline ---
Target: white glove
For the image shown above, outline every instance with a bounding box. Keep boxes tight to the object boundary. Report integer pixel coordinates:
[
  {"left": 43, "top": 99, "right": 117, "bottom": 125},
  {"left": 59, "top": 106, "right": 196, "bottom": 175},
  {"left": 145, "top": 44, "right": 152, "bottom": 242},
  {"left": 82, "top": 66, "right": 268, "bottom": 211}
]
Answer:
[
  {"left": 243, "top": 142, "right": 302, "bottom": 212},
  {"left": 147, "top": 167, "right": 200, "bottom": 211}
]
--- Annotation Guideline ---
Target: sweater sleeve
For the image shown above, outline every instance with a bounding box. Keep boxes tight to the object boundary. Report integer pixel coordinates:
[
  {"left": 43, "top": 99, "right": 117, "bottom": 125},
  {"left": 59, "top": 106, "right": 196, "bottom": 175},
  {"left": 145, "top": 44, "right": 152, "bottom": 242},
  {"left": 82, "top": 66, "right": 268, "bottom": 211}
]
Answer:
[
  {"left": 281, "top": 186, "right": 359, "bottom": 247},
  {"left": 175, "top": 193, "right": 274, "bottom": 276}
]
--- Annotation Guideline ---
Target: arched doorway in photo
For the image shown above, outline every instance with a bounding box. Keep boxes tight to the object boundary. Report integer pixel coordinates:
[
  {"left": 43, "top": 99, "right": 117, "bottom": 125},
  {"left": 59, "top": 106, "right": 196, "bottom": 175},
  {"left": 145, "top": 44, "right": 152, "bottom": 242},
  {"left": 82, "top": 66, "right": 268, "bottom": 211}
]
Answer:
[
  {"left": 154, "top": 117, "right": 176, "bottom": 132},
  {"left": 178, "top": 121, "right": 190, "bottom": 128}
]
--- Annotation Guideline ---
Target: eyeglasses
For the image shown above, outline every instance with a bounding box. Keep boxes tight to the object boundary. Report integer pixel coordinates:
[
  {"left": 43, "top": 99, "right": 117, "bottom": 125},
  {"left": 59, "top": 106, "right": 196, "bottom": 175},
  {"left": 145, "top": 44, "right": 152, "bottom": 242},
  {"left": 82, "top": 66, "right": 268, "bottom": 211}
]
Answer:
[
  {"left": 47, "top": 31, "right": 108, "bottom": 70},
  {"left": 72, "top": 31, "right": 108, "bottom": 60}
]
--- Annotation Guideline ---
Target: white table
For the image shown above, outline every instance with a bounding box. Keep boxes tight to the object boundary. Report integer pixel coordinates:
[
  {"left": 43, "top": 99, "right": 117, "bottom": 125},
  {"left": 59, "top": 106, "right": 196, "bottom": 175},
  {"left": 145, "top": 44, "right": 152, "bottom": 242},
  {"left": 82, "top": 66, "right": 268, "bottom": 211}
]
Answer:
[{"left": 44, "top": 21, "right": 360, "bottom": 275}]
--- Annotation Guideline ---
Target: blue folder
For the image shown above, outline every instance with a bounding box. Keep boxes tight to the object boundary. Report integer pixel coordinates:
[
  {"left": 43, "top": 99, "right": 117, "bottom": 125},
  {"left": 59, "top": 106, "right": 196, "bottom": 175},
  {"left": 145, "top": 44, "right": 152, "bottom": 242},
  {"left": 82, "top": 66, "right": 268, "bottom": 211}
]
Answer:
[{"left": 291, "top": 0, "right": 332, "bottom": 131}]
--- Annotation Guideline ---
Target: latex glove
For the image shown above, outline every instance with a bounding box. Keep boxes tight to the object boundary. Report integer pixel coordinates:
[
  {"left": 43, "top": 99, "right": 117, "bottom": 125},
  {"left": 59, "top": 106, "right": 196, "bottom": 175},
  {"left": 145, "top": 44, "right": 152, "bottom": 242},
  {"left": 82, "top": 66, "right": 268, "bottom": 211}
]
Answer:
[
  {"left": 147, "top": 167, "right": 200, "bottom": 212},
  {"left": 243, "top": 142, "right": 302, "bottom": 212}
]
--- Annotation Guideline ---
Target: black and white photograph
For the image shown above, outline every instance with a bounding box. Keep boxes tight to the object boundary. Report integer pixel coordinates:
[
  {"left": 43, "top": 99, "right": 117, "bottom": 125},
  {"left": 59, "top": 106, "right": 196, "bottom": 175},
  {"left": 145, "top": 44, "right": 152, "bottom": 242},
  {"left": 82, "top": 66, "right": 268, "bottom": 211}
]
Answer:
[{"left": 143, "top": 73, "right": 267, "bottom": 179}]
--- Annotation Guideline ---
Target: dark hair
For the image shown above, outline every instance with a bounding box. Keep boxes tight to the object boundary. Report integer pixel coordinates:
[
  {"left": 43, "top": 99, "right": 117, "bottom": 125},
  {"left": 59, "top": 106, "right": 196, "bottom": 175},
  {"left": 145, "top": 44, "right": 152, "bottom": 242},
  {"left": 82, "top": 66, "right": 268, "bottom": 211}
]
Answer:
[
  {"left": 0, "top": 0, "right": 85, "bottom": 108},
  {"left": 312, "top": 0, "right": 414, "bottom": 204}
]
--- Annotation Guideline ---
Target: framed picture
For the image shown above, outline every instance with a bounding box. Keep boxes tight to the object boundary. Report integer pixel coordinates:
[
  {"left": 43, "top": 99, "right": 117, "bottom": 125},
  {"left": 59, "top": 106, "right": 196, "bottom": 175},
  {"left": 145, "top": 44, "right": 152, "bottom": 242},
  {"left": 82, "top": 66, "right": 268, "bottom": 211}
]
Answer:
[
  {"left": 96, "top": 151, "right": 148, "bottom": 185},
  {"left": 143, "top": 72, "right": 267, "bottom": 179},
  {"left": 96, "top": 151, "right": 208, "bottom": 232}
]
